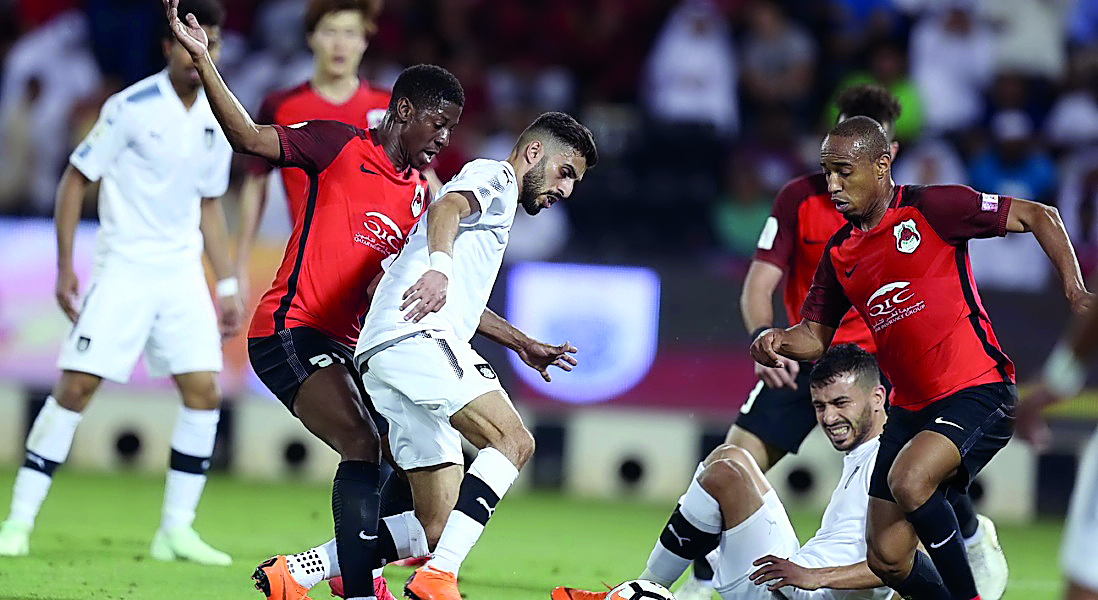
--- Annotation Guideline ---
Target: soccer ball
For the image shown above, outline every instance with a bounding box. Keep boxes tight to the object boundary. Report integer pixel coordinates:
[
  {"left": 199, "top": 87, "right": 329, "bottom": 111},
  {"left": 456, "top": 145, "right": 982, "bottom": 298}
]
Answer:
[{"left": 606, "top": 580, "right": 676, "bottom": 600}]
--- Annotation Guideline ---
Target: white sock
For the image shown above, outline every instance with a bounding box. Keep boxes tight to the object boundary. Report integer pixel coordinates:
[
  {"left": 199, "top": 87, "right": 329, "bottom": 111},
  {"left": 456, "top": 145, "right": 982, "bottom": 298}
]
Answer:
[
  {"left": 383, "top": 510, "right": 429, "bottom": 561},
  {"left": 286, "top": 541, "right": 337, "bottom": 589},
  {"left": 642, "top": 473, "right": 723, "bottom": 587},
  {"left": 161, "top": 407, "right": 219, "bottom": 530},
  {"left": 427, "top": 447, "right": 518, "bottom": 575},
  {"left": 322, "top": 538, "right": 341, "bottom": 577},
  {"left": 8, "top": 396, "right": 82, "bottom": 526},
  {"left": 299, "top": 511, "right": 425, "bottom": 585},
  {"left": 964, "top": 523, "right": 984, "bottom": 546}
]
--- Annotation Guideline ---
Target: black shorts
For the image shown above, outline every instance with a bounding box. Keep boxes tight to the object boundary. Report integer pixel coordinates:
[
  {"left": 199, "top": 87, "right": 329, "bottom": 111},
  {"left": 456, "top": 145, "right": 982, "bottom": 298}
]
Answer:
[
  {"left": 868, "top": 382, "right": 1015, "bottom": 502},
  {"left": 248, "top": 327, "right": 388, "bottom": 435},
  {"left": 735, "top": 362, "right": 891, "bottom": 455}
]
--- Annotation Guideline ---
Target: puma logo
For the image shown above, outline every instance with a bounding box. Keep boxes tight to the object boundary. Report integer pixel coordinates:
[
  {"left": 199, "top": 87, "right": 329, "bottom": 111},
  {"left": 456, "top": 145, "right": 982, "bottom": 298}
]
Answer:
[
  {"left": 476, "top": 497, "right": 496, "bottom": 518},
  {"left": 666, "top": 523, "right": 690, "bottom": 547}
]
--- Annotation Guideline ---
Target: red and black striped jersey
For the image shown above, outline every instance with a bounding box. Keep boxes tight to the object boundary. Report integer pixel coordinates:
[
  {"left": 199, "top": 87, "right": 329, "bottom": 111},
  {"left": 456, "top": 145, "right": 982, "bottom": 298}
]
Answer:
[{"left": 802, "top": 184, "right": 1016, "bottom": 410}]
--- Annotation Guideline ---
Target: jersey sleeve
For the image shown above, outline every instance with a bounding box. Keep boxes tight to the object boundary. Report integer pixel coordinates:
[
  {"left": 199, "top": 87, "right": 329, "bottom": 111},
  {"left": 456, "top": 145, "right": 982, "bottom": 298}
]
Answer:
[
  {"left": 753, "top": 178, "right": 802, "bottom": 271},
  {"left": 800, "top": 240, "right": 852, "bottom": 328},
  {"left": 69, "top": 95, "right": 129, "bottom": 182},
  {"left": 913, "top": 184, "right": 1013, "bottom": 245},
  {"left": 272, "top": 120, "right": 360, "bottom": 173},
  {"left": 437, "top": 162, "right": 514, "bottom": 227},
  {"left": 245, "top": 94, "right": 280, "bottom": 176},
  {"left": 198, "top": 133, "right": 232, "bottom": 198}
]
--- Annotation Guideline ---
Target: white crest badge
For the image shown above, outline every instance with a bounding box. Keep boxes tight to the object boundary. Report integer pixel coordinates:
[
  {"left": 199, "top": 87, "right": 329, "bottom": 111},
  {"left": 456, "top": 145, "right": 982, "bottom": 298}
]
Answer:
[
  {"left": 411, "top": 184, "right": 426, "bottom": 218},
  {"left": 893, "top": 219, "right": 921, "bottom": 254}
]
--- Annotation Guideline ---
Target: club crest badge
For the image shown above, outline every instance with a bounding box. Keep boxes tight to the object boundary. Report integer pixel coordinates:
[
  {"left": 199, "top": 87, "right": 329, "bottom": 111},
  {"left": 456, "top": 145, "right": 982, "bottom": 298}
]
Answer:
[{"left": 893, "top": 219, "right": 921, "bottom": 254}]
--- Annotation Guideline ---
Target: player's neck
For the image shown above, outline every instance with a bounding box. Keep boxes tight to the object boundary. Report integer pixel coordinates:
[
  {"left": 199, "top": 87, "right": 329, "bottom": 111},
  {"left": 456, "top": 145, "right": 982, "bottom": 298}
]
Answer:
[
  {"left": 375, "top": 116, "right": 409, "bottom": 172},
  {"left": 168, "top": 73, "right": 201, "bottom": 109},
  {"left": 858, "top": 182, "right": 896, "bottom": 231},
  {"left": 310, "top": 70, "right": 360, "bottom": 104}
]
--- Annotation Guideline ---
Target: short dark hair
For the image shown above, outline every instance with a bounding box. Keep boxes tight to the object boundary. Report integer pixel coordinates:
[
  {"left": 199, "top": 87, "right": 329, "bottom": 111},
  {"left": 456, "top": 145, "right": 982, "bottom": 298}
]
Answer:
[
  {"left": 305, "top": 0, "right": 382, "bottom": 36},
  {"left": 519, "top": 112, "right": 599, "bottom": 168},
  {"left": 835, "top": 84, "right": 902, "bottom": 133},
  {"left": 809, "top": 344, "right": 881, "bottom": 390},
  {"left": 388, "top": 64, "right": 465, "bottom": 114},
  {"left": 165, "top": 0, "right": 225, "bottom": 38},
  {"left": 827, "top": 115, "right": 890, "bottom": 162}
]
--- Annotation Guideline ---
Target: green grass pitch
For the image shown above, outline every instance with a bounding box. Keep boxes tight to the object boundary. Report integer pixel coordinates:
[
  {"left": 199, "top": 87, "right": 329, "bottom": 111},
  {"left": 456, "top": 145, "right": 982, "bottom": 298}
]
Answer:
[{"left": 0, "top": 468, "right": 1066, "bottom": 599}]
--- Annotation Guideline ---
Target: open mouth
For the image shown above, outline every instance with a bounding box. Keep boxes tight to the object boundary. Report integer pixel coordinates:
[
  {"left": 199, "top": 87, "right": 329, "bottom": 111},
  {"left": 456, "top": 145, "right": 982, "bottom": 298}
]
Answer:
[
  {"left": 832, "top": 197, "right": 850, "bottom": 211},
  {"left": 826, "top": 423, "right": 852, "bottom": 439}
]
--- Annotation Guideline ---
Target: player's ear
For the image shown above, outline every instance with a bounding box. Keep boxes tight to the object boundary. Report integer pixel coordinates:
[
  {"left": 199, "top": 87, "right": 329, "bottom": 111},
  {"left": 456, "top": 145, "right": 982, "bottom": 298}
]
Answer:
[
  {"left": 524, "top": 140, "right": 542, "bottom": 165},
  {"left": 395, "top": 97, "right": 414, "bottom": 124},
  {"left": 162, "top": 37, "right": 174, "bottom": 61},
  {"left": 876, "top": 153, "right": 891, "bottom": 179}
]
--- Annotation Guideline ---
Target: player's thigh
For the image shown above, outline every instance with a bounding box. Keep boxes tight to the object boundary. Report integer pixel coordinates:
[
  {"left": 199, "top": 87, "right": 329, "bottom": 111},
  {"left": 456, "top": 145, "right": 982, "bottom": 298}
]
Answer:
[
  {"left": 57, "top": 266, "right": 157, "bottom": 383},
  {"left": 868, "top": 403, "right": 925, "bottom": 503},
  {"left": 145, "top": 266, "right": 222, "bottom": 377},
  {"left": 865, "top": 497, "right": 918, "bottom": 570},
  {"left": 295, "top": 364, "right": 380, "bottom": 458},
  {"left": 887, "top": 431, "right": 962, "bottom": 509},
  {"left": 732, "top": 364, "right": 816, "bottom": 465},
  {"left": 918, "top": 382, "right": 1015, "bottom": 495},
  {"left": 1062, "top": 431, "right": 1098, "bottom": 594},
  {"left": 713, "top": 489, "right": 800, "bottom": 598}
]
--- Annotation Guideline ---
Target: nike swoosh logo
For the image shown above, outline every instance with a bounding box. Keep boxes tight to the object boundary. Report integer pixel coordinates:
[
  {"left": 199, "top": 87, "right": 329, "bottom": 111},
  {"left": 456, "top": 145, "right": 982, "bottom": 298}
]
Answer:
[
  {"left": 933, "top": 417, "right": 964, "bottom": 430},
  {"left": 360, "top": 165, "right": 379, "bottom": 175},
  {"left": 359, "top": 531, "right": 378, "bottom": 540},
  {"left": 844, "top": 265, "right": 856, "bottom": 277},
  {"left": 802, "top": 238, "right": 828, "bottom": 245},
  {"left": 929, "top": 531, "right": 955, "bottom": 549}
]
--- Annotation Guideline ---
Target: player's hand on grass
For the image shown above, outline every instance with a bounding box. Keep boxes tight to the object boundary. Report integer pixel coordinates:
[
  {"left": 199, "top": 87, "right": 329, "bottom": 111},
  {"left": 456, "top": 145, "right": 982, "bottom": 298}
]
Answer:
[
  {"left": 164, "top": 0, "right": 209, "bottom": 57},
  {"left": 217, "top": 294, "right": 244, "bottom": 340},
  {"left": 55, "top": 267, "right": 80, "bottom": 323},
  {"left": 750, "top": 329, "right": 785, "bottom": 368},
  {"left": 1016, "top": 384, "right": 1058, "bottom": 450},
  {"left": 402, "top": 269, "right": 448, "bottom": 322},
  {"left": 755, "top": 356, "right": 800, "bottom": 389},
  {"left": 750, "top": 555, "right": 822, "bottom": 591},
  {"left": 518, "top": 340, "right": 578, "bottom": 382}
]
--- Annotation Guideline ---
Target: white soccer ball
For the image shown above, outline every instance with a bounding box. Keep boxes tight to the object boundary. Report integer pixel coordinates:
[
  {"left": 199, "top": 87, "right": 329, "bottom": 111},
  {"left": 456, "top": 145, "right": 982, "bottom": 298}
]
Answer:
[{"left": 606, "top": 580, "right": 676, "bottom": 600}]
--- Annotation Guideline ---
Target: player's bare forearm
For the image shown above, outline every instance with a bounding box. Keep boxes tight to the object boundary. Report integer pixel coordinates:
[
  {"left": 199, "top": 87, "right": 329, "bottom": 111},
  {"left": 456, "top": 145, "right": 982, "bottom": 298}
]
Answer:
[
  {"left": 54, "top": 164, "right": 90, "bottom": 270},
  {"left": 477, "top": 308, "right": 532, "bottom": 351},
  {"left": 200, "top": 197, "right": 235, "bottom": 281},
  {"left": 426, "top": 192, "right": 475, "bottom": 256},
  {"left": 235, "top": 173, "right": 268, "bottom": 271},
  {"left": 741, "top": 260, "right": 783, "bottom": 333},
  {"left": 1008, "top": 199, "right": 1088, "bottom": 304},
  {"left": 779, "top": 320, "right": 833, "bottom": 361},
  {"left": 192, "top": 53, "right": 281, "bottom": 161},
  {"left": 812, "top": 562, "right": 885, "bottom": 591}
]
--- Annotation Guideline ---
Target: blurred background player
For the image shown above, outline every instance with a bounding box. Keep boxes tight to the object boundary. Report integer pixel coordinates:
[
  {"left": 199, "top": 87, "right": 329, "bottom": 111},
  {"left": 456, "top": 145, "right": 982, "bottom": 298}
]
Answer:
[
  {"left": 235, "top": 0, "right": 388, "bottom": 290},
  {"left": 1016, "top": 287, "right": 1098, "bottom": 600},
  {"left": 0, "top": 0, "right": 241, "bottom": 566},
  {"left": 354, "top": 111, "right": 596, "bottom": 600},
  {"left": 165, "top": 1, "right": 467, "bottom": 597},
  {"left": 681, "top": 84, "right": 1006, "bottom": 600},
  {"left": 552, "top": 344, "right": 894, "bottom": 600},
  {"left": 752, "top": 116, "right": 1090, "bottom": 600}
]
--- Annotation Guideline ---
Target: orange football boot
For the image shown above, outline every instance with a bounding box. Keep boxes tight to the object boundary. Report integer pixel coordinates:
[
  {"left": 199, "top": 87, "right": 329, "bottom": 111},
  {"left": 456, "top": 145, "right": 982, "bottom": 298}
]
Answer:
[
  {"left": 252, "top": 556, "right": 312, "bottom": 600},
  {"left": 550, "top": 587, "right": 608, "bottom": 600},
  {"left": 404, "top": 565, "right": 461, "bottom": 600}
]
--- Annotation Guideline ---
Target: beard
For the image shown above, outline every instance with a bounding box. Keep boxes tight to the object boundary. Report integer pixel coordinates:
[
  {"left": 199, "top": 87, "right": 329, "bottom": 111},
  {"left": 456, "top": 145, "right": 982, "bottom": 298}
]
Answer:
[{"left": 519, "top": 157, "right": 548, "bottom": 215}]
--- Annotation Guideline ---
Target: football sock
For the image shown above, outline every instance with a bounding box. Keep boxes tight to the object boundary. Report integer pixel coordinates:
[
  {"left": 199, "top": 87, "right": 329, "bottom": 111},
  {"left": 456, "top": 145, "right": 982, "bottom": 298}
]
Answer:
[
  {"left": 286, "top": 542, "right": 335, "bottom": 589},
  {"left": 641, "top": 475, "right": 722, "bottom": 588},
  {"left": 692, "top": 554, "right": 715, "bottom": 583},
  {"left": 161, "top": 407, "right": 219, "bottom": 530},
  {"left": 907, "top": 490, "right": 978, "bottom": 600},
  {"left": 946, "top": 488, "right": 980, "bottom": 541},
  {"left": 890, "top": 551, "right": 952, "bottom": 600},
  {"left": 427, "top": 447, "right": 518, "bottom": 576},
  {"left": 291, "top": 510, "right": 427, "bottom": 583},
  {"left": 379, "top": 468, "right": 414, "bottom": 518},
  {"left": 333, "top": 460, "right": 381, "bottom": 599},
  {"left": 8, "top": 396, "right": 82, "bottom": 526}
]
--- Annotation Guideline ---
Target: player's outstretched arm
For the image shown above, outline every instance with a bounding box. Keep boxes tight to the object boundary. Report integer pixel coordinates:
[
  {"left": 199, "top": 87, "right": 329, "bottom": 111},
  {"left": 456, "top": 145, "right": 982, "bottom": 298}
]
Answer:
[
  {"left": 54, "top": 164, "right": 91, "bottom": 323},
  {"left": 162, "top": 0, "right": 281, "bottom": 161},
  {"left": 1006, "top": 198, "right": 1092, "bottom": 313},
  {"left": 401, "top": 191, "right": 475, "bottom": 322},
  {"left": 200, "top": 197, "right": 243, "bottom": 339},
  {"left": 750, "top": 319, "right": 834, "bottom": 367},
  {"left": 477, "top": 308, "right": 578, "bottom": 382},
  {"left": 750, "top": 555, "right": 884, "bottom": 592}
]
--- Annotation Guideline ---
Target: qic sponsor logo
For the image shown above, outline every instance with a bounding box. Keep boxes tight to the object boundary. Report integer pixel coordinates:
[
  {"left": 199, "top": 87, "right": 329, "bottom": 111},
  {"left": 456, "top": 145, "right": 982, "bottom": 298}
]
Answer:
[
  {"left": 866, "top": 281, "right": 925, "bottom": 331},
  {"left": 354, "top": 211, "right": 405, "bottom": 253}
]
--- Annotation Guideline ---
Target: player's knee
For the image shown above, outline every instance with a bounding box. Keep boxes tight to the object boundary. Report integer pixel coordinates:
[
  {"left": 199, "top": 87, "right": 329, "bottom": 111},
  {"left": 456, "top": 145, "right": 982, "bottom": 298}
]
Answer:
[
  {"left": 500, "top": 426, "right": 534, "bottom": 469},
  {"left": 886, "top": 468, "right": 934, "bottom": 512},
  {"left": 180, "top": 377, "right": 221, "bottom": 410},
  {"left": 698, "top": 458, "right": 749, "bottom": 502},
  {"left": 54, "top": 372, "right": 100, "bottom": 411}
]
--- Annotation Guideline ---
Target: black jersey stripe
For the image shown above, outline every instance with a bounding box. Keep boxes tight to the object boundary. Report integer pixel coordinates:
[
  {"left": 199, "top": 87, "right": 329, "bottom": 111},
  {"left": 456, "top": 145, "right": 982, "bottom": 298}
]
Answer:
[
  {"left": 273, "top": 172, "right": 320, "bottom": 330},
  {"left": 954, "top": 247, "right": 1011, "bottom": 381}
]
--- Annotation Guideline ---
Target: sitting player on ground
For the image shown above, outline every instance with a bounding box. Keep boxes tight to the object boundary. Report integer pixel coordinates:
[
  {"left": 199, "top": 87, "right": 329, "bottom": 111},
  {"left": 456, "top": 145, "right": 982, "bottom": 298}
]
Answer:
[{"left": 553, "top": 344, "right": 895, "bottom": 600}]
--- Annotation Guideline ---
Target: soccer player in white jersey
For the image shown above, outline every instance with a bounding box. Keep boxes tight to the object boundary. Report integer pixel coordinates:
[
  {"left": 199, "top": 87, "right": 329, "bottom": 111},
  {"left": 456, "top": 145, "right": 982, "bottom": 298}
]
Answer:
[
  {"left": 1017, "top": 298, "right": 1098, "bottom": 600},
  {"left": 554, "top": 345, "right": 896, "bottom": 600},
  {"left": 353, "top": 111, "right": 597, "bottom": 600},
  {"left": 0, "top": 0, "right": 241, "bottom": 566}
]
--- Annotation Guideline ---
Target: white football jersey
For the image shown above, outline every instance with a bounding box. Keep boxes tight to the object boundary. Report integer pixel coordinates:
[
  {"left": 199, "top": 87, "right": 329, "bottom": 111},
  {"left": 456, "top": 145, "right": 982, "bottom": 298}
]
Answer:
[
  {"left": 357, "top": 159, "right": 518, "bottom": 354},
  {"left": 69, "top": 70, "right": 232, "bottom": 268},
  {"left": 788, "top": 437, "right": 893, "bottom": 600}
]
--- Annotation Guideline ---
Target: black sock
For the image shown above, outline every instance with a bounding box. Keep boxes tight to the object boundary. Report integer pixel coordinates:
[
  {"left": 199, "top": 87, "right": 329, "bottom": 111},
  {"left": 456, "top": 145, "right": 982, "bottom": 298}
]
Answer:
[
  {"left": 332, "top": 460, "right": 381, "bottom": 598},
  {"left": 906, "top": 491, "right": 979, "bottom": 600},
  {"left": 945, "top": 488, "right": 979, "bottom": 540},
  {"left": 692, "top": 555, "right": 714, "bottom": 582},
  {"left": 891, "top": 551, "right": 951, "bottom": 600},
  {"left": 379, "top": 468, "right": 414, "bottom": 517}
]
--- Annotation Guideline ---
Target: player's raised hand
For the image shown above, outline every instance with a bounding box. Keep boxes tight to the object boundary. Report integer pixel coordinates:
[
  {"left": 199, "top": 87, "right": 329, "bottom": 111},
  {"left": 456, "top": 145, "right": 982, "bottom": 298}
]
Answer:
[
  {"left": 755, "top": 356, "right": 800, "bottom": 389},
  {"left": 750, "top": 328, "right": 785, "bottom": 368},
  {"left": 55, "top": 267, "right": 81, "bottom": 323},
  {"left": 1016, "top": 384, "right": 1058, "bottom": 450},
  {"left": 163, "top": 0, "right": 208, "bottom": 57},
  {"left": 750, "top": 555, "right": 823, "bottom": 592},
  {"left": 518, "top": 340, "right": 578, "bottom": 382},
  {"left": 217, "top": 293, "right": 244, "bottom": 341},
  {"left": 402, "top": 269, "right": 448, "bottom": 322}
]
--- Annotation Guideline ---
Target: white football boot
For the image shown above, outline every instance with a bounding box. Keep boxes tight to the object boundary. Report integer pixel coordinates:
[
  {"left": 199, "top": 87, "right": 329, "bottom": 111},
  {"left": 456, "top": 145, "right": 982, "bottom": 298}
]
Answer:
[
  {"left": 150, "top": 526, "right": 231, "bottom": 566},
  {"left": 0, "top": 520, "right": 31, "bottom": 556},
  {"left": 966, "top": 515, "right": 1008, "bottom": 600}
]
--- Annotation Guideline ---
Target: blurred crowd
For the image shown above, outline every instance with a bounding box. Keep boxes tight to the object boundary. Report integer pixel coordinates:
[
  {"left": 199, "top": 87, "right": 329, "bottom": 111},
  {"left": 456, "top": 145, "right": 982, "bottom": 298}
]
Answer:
[{"left": 5, "top": 0, "right": 1098, "bottom": 291}]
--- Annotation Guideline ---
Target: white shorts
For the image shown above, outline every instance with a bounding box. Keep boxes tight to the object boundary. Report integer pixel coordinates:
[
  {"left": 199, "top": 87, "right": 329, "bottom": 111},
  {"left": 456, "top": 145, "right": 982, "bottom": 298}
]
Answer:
[
  {"left": 57, "top": 261, "right": 222, "bottom": 383},
  {"left": 359, "top": 330, "right": 505, "bottom": 470},
  {"left": 1062, "top": 430, "right": 1098, "bottom": 591},
  {"left": 714, "top": 490, "right": 802, "bottom": 600}
]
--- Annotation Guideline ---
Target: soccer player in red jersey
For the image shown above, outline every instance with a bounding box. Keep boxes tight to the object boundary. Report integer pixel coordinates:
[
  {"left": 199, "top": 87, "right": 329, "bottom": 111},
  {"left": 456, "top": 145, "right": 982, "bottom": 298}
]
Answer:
[
  {"left": 235, "top": 0, "right": 390, "bottom": 282},
  {"left": 166, "top": 3, "right": 462, "bottom": 600},
  {"left": 751, "top": 116, "right": 1092, "bottom": 600}
]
